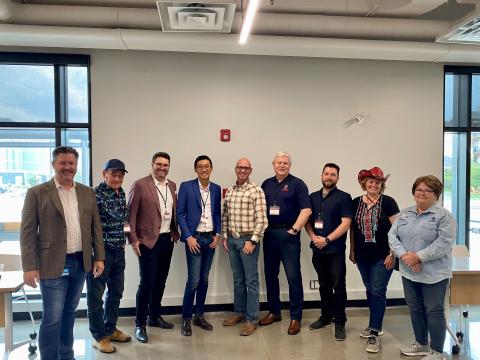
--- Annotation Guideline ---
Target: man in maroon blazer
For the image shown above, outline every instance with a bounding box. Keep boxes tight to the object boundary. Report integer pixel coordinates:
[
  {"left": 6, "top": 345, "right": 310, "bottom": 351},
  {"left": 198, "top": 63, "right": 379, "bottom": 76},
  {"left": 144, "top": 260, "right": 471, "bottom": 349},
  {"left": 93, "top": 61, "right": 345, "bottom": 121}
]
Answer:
[{"left": 127, "top": 152, "right": 180, "bottom": 343}]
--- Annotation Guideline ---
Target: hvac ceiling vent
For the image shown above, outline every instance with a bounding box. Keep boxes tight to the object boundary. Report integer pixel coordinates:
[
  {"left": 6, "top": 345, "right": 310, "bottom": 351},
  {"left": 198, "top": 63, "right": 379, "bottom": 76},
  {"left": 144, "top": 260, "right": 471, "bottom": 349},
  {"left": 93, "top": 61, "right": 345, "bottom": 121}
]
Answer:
[
  {"left": 156, "top": 1, "right": 236, "bottom": 33},
  {"left": 437, "top": 8, "right": 480, "bottom": 44}
]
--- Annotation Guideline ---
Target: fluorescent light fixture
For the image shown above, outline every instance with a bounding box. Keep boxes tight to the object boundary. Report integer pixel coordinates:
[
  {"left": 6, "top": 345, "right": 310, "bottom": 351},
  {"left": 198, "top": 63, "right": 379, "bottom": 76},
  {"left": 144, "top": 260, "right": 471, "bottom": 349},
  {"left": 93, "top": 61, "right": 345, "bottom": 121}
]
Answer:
[{"left": 239, "top": 0, "right": 260, "bottom": 44}]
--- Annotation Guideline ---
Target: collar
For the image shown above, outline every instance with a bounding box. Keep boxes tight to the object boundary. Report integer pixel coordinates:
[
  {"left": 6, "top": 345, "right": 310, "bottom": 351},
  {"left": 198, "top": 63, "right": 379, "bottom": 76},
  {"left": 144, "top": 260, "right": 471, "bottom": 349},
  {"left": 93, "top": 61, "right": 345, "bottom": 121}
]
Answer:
[
  {"left": 320, "top": 186, "right": 337, "bottom": 198},
  {"left": 198, "top": 179, "right": 210, "bottom": 190},
  {"left": 274, "top": 173, "right": 292, "bottom": 184},
  {"left": 99, "top": 181, "right": 123, "bottom": 196},
  {"left": 408, "top": 203, "right": 438, "bottom": 215},
  {"left": 234, "top": 179, "right": 251, "bottom": 190},
  {"left": 54, "top": 177, "right": 76, "bottom": 190},
  {"left": 152, "top": 175, "right": 168, "bottom": 188}
]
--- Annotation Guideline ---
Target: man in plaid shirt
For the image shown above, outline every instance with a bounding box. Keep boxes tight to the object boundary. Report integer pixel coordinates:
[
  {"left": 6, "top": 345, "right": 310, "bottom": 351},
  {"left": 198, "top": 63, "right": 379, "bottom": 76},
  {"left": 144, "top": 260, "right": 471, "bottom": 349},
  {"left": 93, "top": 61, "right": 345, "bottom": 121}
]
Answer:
[{"left": 221, "top": 158, "right": 268, "bottom": 336}]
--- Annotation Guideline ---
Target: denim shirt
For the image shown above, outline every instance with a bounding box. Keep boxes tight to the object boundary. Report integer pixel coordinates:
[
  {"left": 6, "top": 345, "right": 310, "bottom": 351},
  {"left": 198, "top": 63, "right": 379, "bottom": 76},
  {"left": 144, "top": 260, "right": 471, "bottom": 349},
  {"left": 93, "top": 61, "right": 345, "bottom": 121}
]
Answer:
[
  {"left": 95, "top": 181, "right": 128, "bottom": 249},
  {"left": 388, "top": 203, "right": 457, "bottom": 284}
]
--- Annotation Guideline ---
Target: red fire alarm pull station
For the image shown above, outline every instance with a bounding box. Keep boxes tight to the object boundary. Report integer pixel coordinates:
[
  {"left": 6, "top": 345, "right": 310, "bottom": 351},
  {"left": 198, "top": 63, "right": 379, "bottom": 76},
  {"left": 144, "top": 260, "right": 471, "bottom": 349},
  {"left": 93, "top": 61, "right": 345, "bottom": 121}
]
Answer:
[{"left": 220, "top": 129, "right": 231, "bottom": 142}]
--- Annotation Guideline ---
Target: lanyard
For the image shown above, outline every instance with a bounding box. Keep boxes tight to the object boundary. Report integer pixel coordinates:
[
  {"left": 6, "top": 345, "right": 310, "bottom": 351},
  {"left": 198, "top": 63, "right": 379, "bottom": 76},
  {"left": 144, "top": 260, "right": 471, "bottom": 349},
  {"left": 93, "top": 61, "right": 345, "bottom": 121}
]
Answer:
[
  {"left": 155, "top": 183, "right": 168, "bottom": 208},
  {"left": 200, "top": 187, "right": 210, "bottom": 214}
]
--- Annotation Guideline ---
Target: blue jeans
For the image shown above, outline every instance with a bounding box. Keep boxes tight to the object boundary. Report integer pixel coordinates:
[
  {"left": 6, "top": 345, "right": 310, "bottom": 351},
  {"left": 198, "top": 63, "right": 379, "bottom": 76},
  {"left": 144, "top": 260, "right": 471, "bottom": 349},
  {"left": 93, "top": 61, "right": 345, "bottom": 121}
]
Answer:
[
  {"left": 86, "top": 246, "right": 125, "bottom": 340},
  {"left": 182, "top": 233, "right": 216, "bottom": 319},
  {"left": 263, "top": 228, "right": 303, "bottom": 320},
  {"left": 402, "top": 277, "right": 449, "bottom": 353},
  {"left": 227, "top": 236, "right": 260, "bottom": 324},
  {"left": 39, "top": 252, "right": 86, "bottom": 360},
  {"left": 356, "top": 259, "right": 393, "bottom": 331}
]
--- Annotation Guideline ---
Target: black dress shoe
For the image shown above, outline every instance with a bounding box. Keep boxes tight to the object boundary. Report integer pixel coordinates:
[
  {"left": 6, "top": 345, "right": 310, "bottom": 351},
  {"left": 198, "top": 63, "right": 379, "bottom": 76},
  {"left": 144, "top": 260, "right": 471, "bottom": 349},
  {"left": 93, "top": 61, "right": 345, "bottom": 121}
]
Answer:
[
  {"left": 148, "top": 315, "right": 174, "bottom": 329},
  {"left": 181, "top": 319, "right": 192, "bottom": 336},
  {"left": 135, "top": 326, "right": 148, "bottom": 343},
  {"left": 193, "top": 315, "right": 213, "bottom": 331}
]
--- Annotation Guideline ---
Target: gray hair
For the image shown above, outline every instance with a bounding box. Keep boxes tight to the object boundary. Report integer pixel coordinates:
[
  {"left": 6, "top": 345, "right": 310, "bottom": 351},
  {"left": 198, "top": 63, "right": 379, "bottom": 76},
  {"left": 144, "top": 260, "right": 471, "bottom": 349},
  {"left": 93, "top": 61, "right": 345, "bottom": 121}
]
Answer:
[{"left": 273, "top": 151, "right": 292, "bottom": 163}]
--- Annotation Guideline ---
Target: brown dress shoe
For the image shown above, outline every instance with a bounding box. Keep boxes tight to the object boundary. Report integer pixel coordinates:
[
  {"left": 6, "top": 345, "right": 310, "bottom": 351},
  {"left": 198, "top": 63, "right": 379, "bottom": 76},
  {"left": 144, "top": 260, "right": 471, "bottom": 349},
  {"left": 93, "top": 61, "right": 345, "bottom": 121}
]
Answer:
[
  {"left": 287, "top": 320, "right": 301, "bottom": 335},
  {"left": 92, "top": 338, "right": 116, "bottom": 353},
  {"left": 223, "top": 314, "right": 246, "bottom": 326},
  {"left": 239, "top": 322, "right": 257, "bottom": 336},
  {"left": 108, "top": 329, "right": 132, "bottom": 342},
  {"left": 259, "top": 313, "right": 282, "bottom": 326}
]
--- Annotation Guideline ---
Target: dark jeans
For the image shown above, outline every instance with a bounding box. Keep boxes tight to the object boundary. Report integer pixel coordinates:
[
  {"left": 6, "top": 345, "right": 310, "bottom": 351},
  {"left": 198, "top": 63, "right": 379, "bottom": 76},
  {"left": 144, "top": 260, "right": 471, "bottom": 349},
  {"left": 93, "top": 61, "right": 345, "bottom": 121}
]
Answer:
[
  {"left": 402, "top": 277, "right": 449, "bottom": 353},
  {"left": 263, "top": 228, "right": 303, "bottom": 321},
  {"left": 182, "top": 233, "right": 216, "bottom": 319},
  {"left": 135, "top": 233, "right": 174, "bottom": 326},
  {"left": 86, "top": 246, "right": 125, "bottom": 340},
  {"left": 312, "top": 252, "right": 347, "bottom": 324},
  {"left": 356, "top": 259, "right": 393, "bottom": 331},
  {"left": 39, "top": 252, "right": 86, "bottom": 360},
  {"left": 227, "top": 236, "right": 260, "bottom": 324}
]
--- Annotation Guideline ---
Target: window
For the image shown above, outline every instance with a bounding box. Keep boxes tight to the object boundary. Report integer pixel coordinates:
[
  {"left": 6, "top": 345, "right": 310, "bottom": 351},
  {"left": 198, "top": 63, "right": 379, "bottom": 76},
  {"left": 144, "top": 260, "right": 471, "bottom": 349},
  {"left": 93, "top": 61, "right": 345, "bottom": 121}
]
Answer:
[
  {"left": 444, "top": 66, "right": 480, "bottom": 255},
  {"left": 0, "top": 52, "right": 91, "bottom": 243}
]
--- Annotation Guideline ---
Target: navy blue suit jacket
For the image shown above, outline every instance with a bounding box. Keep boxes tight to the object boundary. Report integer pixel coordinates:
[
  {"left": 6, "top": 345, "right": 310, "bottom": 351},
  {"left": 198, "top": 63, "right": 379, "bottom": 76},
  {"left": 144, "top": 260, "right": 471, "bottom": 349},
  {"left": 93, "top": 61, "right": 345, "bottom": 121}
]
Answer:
[{"left": 176, "top": 179, "right": 222, "bottom": 242}]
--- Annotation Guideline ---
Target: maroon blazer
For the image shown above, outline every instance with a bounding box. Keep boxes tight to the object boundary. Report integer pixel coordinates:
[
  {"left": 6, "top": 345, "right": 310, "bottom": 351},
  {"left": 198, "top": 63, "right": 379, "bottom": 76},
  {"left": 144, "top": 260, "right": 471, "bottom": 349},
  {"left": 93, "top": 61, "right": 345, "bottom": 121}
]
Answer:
[{"left": 127, "top": 175, "right": 180, "bottom": 249}]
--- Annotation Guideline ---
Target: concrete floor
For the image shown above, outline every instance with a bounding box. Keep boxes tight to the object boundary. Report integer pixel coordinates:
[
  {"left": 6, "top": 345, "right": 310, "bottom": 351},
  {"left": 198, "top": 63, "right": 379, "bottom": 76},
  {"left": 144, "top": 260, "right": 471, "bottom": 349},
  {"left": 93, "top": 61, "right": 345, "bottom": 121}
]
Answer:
[{"left": 1, "top": 306, "right": 479, "bottom": 359}]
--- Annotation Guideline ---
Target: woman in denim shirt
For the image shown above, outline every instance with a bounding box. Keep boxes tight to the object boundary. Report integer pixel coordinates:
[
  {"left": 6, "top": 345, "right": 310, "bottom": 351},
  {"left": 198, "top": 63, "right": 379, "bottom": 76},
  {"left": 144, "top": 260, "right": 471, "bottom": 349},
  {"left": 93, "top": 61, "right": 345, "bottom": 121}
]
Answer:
[{"left": 389, "top": 175, "right": 456, "bottom": 360}]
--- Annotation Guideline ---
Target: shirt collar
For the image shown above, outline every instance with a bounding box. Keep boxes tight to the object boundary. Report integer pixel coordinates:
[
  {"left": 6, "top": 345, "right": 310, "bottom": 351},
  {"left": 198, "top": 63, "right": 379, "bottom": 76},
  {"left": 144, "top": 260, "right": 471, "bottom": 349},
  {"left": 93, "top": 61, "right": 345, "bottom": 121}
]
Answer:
[
  {"left": 152, "top": 175, "right": 168, "bottom": 188},
  {"left": 100, "top": 181, "right": 123, "bottom": 196},
  {"left": 408, "top": 203, "right": 439, "bottom": 215},
  {"left": 54, "top": 177, "right": 76, "bottom": 190},
  {"left": 234, "top": 179, "right": 251, "bottom": 190},
  {"left": 198, "top": 179, "right": 210, "bottom": 190}
]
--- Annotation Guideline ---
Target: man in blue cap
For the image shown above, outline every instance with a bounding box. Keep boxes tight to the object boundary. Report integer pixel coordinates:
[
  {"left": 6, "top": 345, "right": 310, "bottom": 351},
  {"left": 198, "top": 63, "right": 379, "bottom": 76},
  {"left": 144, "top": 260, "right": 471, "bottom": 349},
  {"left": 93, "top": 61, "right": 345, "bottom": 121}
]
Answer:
[{"left": 87, "top": 159, "right": 131, "bottom": 353}]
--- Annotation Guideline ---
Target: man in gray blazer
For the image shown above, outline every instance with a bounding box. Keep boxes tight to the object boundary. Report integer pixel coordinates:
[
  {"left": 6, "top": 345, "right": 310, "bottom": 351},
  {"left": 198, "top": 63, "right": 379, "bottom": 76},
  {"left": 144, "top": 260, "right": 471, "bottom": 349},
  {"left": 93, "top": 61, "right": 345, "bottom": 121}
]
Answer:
[
  {"left": 20, "top": 146, "right": 105, "bottom": 360},
  {"left": 128, "top": 151, "right": 180, "bottom": 343}
]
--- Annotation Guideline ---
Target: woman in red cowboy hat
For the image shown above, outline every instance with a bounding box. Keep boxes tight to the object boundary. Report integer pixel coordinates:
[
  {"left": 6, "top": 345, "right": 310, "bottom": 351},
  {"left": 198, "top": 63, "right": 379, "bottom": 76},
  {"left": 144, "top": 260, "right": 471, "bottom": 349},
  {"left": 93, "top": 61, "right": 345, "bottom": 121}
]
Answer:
[{"left": 349, "top": 167, "right": 400, "bottom": 353}]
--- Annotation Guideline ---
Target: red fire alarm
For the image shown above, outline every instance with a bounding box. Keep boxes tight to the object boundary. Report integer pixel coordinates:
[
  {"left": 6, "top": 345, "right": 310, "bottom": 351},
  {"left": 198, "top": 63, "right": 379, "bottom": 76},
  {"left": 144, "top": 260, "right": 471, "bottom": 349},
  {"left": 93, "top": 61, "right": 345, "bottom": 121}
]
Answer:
[{"left": 220, "top": 129, "right": 231, "bottom": 142}]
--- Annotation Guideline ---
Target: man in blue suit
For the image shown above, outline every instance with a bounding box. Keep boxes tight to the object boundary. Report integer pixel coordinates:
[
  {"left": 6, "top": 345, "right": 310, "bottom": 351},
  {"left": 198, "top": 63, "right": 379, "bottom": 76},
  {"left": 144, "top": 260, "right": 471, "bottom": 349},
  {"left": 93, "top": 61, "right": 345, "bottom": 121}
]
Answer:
[{"left": 177, "top": 155, "right": 221, "bottom": 336}]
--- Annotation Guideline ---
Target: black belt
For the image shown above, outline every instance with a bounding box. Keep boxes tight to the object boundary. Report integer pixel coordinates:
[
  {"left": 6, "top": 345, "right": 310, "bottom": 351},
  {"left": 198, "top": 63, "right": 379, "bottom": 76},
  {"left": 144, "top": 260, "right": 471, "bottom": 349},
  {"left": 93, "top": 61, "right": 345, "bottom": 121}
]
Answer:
[
  {"left": 66, "top": 251, "right": 83, "bottom": 257},
  {"left": 195, "top": 231, "right": 214, "bottom": 236},
  {"left": 268, "top": 224, "right": 291, "bottom": 229},
  {"left": 159, "top": 232, "right": 171, "bottom": 237}
]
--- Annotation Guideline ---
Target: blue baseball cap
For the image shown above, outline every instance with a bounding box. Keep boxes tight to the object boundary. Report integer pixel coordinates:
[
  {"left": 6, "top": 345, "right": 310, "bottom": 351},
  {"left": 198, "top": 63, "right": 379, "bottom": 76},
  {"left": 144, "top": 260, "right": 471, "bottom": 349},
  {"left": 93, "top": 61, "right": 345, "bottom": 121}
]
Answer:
[{"left": 103, "top": 159, "right": 128, "bottom": 173}]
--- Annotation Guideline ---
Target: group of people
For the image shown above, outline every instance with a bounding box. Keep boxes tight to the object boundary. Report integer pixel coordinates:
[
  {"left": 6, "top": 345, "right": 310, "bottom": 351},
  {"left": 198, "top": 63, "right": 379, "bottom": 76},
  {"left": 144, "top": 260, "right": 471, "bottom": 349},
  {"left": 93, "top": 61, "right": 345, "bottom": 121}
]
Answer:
[{"left": 19, "top": 147, "right": 456, "bottom": 360}]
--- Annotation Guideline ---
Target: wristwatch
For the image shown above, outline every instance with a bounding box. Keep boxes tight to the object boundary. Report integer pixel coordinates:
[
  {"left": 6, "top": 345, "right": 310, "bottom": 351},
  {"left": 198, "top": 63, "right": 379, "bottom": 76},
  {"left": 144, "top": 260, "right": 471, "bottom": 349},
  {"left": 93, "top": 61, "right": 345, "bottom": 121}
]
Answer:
[
  {"left": 246, "top": 239, "right": 257, "bottom": 246},
  {"left": 325, "top": 237, "right": 331, "bottom": 244},
  {"left": 290, "top": 227, "right": 298, "bottom": 234}
]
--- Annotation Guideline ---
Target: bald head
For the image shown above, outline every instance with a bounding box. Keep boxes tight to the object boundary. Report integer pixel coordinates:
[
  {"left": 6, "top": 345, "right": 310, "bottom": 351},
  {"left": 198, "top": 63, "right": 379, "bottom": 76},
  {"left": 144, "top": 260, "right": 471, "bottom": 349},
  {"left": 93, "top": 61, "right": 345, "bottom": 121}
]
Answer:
[{"left": 235, "top": 158, "right": 252, "bottom": 185}]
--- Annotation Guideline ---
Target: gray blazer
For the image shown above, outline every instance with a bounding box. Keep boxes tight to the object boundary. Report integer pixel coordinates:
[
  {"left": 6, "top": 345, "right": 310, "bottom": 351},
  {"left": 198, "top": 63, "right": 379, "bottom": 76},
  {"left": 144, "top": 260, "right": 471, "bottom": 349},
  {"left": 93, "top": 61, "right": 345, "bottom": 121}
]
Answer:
[{"left": 20, "top": 178, "right": 105, "bottom": 279}]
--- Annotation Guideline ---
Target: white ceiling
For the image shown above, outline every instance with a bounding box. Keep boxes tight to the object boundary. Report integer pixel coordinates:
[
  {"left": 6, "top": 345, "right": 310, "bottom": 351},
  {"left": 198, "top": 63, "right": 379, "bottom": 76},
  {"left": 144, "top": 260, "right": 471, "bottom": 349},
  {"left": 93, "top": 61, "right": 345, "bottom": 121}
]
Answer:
[{"left": 2, "top": 0, "right": 480, "bottom": 63}]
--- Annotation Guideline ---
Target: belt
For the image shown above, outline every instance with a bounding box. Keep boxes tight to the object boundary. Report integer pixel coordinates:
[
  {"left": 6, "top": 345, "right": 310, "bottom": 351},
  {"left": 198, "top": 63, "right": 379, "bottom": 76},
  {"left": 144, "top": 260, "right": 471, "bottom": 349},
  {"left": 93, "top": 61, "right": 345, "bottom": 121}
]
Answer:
[
  {"left": 268, "top": 224, "right": 291, "bottom": 229},
  {"left": 228, "top": 231, "right": 254, "bottom": 239},
  {"left": 195, "top": 231, "right": 214, "bottom": 236},
  {"left": 66, "top": 251, "right": 83, "bottom": 257},
  {"left": 159, "top": 232, "right": 171, "bottom": 237}
]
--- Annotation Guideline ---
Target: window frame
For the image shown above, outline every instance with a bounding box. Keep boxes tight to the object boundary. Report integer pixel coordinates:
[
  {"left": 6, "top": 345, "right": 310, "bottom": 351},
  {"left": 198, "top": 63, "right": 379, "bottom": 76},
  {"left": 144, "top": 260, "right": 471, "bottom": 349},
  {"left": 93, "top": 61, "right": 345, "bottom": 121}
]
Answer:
[
  {"left": 0, "top": 51, "right": 92, "bottom": 185},
  {"left": 444, "top": 65, "right": 480, "bottom": 249}
]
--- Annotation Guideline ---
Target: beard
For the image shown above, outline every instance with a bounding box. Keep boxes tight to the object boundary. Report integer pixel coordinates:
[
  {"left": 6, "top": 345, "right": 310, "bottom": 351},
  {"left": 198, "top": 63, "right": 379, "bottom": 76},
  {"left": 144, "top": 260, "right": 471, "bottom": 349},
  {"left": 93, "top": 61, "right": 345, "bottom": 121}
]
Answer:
[{"left": 322, "top": 180, "right": 337, "bottom": 190}]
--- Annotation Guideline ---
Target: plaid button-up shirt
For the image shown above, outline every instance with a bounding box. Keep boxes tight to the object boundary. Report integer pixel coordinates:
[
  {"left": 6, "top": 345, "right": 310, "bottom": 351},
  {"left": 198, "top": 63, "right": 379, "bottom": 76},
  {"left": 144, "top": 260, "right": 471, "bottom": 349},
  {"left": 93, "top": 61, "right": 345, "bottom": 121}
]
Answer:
[{"left": 222, "top": 180, "right": 268, "bottom": 243}]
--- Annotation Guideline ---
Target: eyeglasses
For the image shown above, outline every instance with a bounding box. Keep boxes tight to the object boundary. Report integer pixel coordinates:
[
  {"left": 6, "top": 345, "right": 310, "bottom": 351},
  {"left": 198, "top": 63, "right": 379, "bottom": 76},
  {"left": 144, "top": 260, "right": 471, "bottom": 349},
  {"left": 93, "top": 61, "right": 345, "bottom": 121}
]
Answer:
[
  {"left": 235, "top": 166, "right": 251, "bottom": 172},
  {"left": 415, "top": 189, "right": 434, "bottom": 195},
  {"left": 196, "top": 165, "right": 211, "bottom": 170}
]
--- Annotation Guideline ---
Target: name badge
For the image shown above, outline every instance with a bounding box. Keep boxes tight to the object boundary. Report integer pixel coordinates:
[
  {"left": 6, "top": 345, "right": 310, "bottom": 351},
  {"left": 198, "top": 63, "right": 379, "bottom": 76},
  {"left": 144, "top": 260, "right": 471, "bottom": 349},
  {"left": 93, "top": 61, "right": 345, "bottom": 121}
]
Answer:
[
  {"left": 164, "top": 211, "right": 171, "bottom": 220},
  {"left": 123, "top": 224, "right": 131, "bottom": 233},
  {"left": 314, "top": 220, "right": 324, "bottom": 230},
  {"left": 269, "top": 205, "right": 280, "bottom": 216}
]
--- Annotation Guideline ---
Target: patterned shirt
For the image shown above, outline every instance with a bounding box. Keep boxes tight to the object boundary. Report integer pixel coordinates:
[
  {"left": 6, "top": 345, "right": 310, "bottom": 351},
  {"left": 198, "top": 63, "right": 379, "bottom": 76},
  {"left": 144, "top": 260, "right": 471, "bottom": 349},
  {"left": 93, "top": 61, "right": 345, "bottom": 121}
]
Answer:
[
  {"left": 222, "top": 180, "right": 268, "bottom": 243},
  {"left": 95, "top": 181, "right": 128, "bottom": 249}
]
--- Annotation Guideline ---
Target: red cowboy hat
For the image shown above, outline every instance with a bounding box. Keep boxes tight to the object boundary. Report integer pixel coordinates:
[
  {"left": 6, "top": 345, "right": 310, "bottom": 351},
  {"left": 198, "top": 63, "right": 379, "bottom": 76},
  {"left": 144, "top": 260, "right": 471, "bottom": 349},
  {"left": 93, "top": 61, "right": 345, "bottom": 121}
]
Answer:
[{"left": 358, "top": 167, "right": 390, "bottom": 183}]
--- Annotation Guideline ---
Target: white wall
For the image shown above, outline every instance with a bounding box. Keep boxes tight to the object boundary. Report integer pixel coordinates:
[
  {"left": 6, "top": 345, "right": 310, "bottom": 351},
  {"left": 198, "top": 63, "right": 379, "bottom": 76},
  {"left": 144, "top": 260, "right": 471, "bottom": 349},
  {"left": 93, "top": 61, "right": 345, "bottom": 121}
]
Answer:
[{"left": 89, "top": 49, "right": 444, "bottom": 309}]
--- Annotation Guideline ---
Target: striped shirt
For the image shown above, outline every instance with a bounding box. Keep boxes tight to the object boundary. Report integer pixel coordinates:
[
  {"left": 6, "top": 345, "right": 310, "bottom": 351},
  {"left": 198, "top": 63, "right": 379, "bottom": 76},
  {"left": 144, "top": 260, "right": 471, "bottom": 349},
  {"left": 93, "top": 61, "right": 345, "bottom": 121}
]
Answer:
[{"left": 222, "top": 180, "right": 268, "bottom": 243}]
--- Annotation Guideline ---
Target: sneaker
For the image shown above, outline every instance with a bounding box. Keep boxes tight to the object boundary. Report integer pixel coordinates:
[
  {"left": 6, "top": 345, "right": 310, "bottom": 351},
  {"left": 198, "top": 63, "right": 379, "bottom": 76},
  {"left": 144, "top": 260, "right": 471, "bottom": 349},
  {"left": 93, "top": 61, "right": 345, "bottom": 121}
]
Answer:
[
  {"left": 334, "top": 324, "right": 346, "bottom": 341},
  {"left": 309, "top": 317, "right": 333, "bottom": 330},
  {"left": 422, "top": 350, "right": 446, "bottom": 360},
  {"left": 360, "top": 326, "right": 384, "bottom": 338},
  {"left": 400, "top": 341, "right": 431, "bottom": 356},
  {"left": 108, "top": 329, "right": 132, "bottom": 342},
  {"left": 365, "top": 335, "right": 380, "bottom": 353},
  {"left": 92, "top": 338, "right": 116, "bottom": 353}
]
